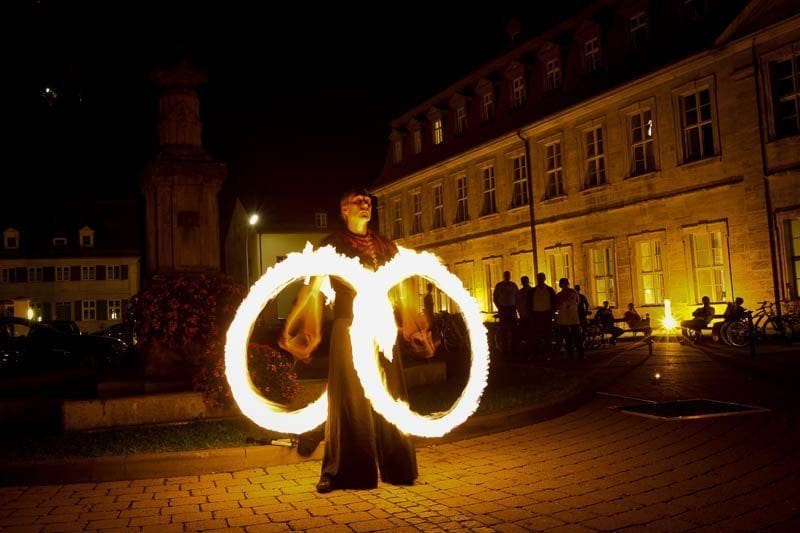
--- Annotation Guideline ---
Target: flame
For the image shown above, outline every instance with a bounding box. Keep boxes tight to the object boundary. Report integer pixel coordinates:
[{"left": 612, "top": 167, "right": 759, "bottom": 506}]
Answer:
[
  {"left": 225, "top": 244, "right": 489, "bottom": 437},
  {"left": 662, "top": 299, "right": 678, "bottom": 330}
]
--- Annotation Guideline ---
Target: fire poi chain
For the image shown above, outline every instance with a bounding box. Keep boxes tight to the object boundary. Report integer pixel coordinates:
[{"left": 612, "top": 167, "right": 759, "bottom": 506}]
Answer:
[{"left": 224, "top": 244, "right": 489, "bottom": 438}]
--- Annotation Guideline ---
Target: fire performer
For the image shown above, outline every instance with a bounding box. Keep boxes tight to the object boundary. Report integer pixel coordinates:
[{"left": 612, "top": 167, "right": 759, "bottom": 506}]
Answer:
[{"left": 279, "top": 188, "right": 434, "bottom": 493}]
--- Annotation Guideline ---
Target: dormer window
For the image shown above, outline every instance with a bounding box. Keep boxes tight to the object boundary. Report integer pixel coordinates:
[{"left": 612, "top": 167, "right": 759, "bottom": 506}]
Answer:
[
  {"left": 315, "top": 212, "right": 328, "bottom": 229},
  {"left": 412, "top": 129, "right": 422, "bottom": 154},
  {"left": 545, "top": 58, "right": 562, "bottom": 91},
  {"left": 481, "top": 92, "right": 495, "bottom": 121},
  {"left": 629, "top": 11, "right": 648, "bottom": 50},
  {"left": 512, "top": 76, "right": 526, "bottom": 108},
  {"left": 393, "top": 140, "right": 403, "bottom": 163},
  {"left": 456, "top": 106, "right": 468, "bottom": 135},
  {"left": 53, "top": 237, "right": 67, "bottom": 247},
  {"left": 79, "top": 226, "right": 94, "bottom": 248},
  {"left": 432, "top": 118, "right": 444, "bottom": 145},
  {"left": 3, "top": 228, "right": 19, "bottom": 250},
  {"left": 584, "top": 38, "right": 601, "bottom": 73}
]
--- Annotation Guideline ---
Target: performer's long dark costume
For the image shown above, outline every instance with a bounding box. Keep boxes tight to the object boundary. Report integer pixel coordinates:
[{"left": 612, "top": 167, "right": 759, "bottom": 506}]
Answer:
[{"left": 319, "top": 229, "right": 418, "bottom": 488}]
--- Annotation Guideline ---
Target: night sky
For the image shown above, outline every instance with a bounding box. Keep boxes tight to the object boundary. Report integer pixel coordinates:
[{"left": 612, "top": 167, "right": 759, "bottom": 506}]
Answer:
[{"left": 9, "top": 1, "right": 585, "bottom": 208}]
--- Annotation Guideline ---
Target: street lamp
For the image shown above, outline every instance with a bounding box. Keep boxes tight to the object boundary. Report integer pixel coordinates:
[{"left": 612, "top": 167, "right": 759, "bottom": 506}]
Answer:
[{"left": 245, "top": 214, "right": 260, "bottom": 287}]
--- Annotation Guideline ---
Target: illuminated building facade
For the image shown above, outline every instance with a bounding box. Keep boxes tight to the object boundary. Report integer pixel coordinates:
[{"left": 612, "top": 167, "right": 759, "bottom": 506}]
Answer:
[{"left": 372, "top": 0, "right": 800, "bottom": 322}]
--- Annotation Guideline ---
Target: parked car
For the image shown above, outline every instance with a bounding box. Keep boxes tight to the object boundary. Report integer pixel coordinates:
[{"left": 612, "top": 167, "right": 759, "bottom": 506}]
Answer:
[
  {"left": 0, "top": 317, "right": 127, "bottom": 375},
  {"left": 42, "top": 319, "right": 81, "bottom": 335}
]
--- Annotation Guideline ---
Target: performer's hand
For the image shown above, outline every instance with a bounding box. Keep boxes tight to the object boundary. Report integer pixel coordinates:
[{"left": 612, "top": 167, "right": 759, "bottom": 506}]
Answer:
[
  {"left": 279, "top": 332, "right": 319, "bottom": 362},
  {"left": 406, "top": 328, "right": 439, "bottom": 359}
]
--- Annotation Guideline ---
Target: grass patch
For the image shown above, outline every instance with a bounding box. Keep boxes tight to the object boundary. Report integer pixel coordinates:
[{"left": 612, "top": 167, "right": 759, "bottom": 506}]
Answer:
[{"left": 1, "top": 365, "right": 582, "bottom": 461}]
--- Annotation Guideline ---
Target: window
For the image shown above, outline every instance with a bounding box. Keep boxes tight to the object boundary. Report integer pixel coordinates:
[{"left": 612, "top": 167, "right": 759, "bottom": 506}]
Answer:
[
  {"left": 53, "top": 237, "right": 67, "bottom": 247},
  {"left": 584, "top": 126, "right": 607, "bottom": 187},
  {"left": 55, "top": 302, "right": 71, "bottom": 321},
  {"left": 481, "top": 92, "right": 495, "bottom": 121},
  {"left": 411, "top": 192, "right": 423, "bottom": 234},
  {"left": 453, "top": 261, "right": 475, "bottom": 298},
  {"left": 56, "top": 266, "right": 70, "bottom": 281},
  {"left": 315, "top": 212, "right": 328, "bottom": 229},
  {"left": 787, "top": 219, "right": 800, "bottom": 296},
  {"left": 629, "top": 11, "right": 648, "bottom": 50},
  {"left": 482, "top": 257, "right": 502, "bottom": 313},
  {"left": 689, "top": 229, "right": 727, "bottom": 302},
  {"left": 584, "top": 38, "right": 601, "bottom": 73},
  {"left": 413, "top": 130, "right": 422, "bottom": 154},
  {"left": 392, "top": 198, "right": 403, "bottom": 239},
  {"left": 546, "top": 249, "right": 571, "bottom": 285},
  {"left": 79, "top": 226, "right": 94, "bottom": 248},
  {"left": 107, "top": 265, "right": 122, "bottom": 280},
  {"left": 679, "top": 88, "right": 716, "bottom": 162},
  {"left": 108, "top": 299, "right": 122, "bottom": 320},
  {"left": 393, "top": 140, "right": 403, "bottom": 163},
  {"left": 3, "top": 228, "right": 19, "bottom": 250},
  {"left": 770, "top": 52, "right": 800, "bottom": 138},
  {"left": 638, "top": 239, "right": 664, "bottom": 304},
  {"left": 456, "top": 106, "right": 468, "bottom": 134},
  {"left": 512, "top": 76, "right": 526, "bottom": 108},
  {"left": 432, "top": 184, "right": 445, "bottom": 229},
  {"left": 545, "top": 58, "right": 561, "bottom": 91},
  {"left": 511, "top": 155, "right": 529, "bottom": 207},
  {"left": 590, "top": 247, "right": 616, "bottom": 306},
  {"left": 481, "top": 166, "right": 497, "bottom": 216},
  {"left": 81, "top": 265, "right": 96, "bottom": 281},
  {"left": 545, "top": 141, "right": 564, "bottom": 198},
  {"left": 629, "top": 109, "right": 656, "bottom": 175},
  {"left": 1, "top": 268, "right": 10, "bottom": 283},
  {"left": 455, "top": 176, "right": 469, "bottom": 223},
  {"left": 82, "top": 300, "right": 96, "bottom": 321},
  {"left": 432, "top": 119, "right": 444, "bottom": 145},
  {"left": 27, "top": 267, "right": 43, "bottom": 282}
]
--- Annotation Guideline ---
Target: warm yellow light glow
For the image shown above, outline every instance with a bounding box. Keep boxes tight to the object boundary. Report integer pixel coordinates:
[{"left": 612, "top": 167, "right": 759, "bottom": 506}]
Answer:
[
  {"left": 662, "top": 299, "right": 678, "bottom": 330},
  {"left": 248, "top": 214, "right": 259, "bottom": 226},
  {"left": 26, "top": 308, "right": 34, "bottom": 320},
  {"left": 225, "top": 243, "right": 489, "bottom": 437}
]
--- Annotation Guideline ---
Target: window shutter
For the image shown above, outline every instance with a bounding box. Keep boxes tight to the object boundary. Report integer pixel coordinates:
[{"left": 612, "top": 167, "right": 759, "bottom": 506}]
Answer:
[
  {"left": 71, "top": 266, "right": 81, "bottom": 281},
  {"left": 43, "top": 267, "right": 55, "bottom": 282},
  {"left": 121, "top": 265, "right": 129, "bottom": 280},
  {"left": 15, "top": 267, "right": 27, "bottom": 283},
  {"left": 74, "top": 300, "right": 82, "bottom": 321},
  {"left": 43, "top": 302, "right": 52, "bottom": 320},
  {"left": 96, "top": 265, "right": 106, "bottom": 280},
  {"left": 97, "top": 300, "right": 108, "bottom": 321}
]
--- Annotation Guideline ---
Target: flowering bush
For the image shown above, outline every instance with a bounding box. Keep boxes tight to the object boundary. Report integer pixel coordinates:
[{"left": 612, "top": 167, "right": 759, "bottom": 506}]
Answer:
[
  {"left": 132, "top": 272, "right": 297, "bottom": 406},
  {"left": 194, "top": 341, "right": 299, "bottom": 408}
]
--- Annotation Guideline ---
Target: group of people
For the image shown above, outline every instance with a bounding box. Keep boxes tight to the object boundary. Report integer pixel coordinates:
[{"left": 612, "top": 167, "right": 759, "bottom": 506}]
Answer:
[
  {"left": 493, "top": 271, "right": 654, "bottom": 359},
  {"left": 680, "top": 296, "right": 746, "bottom": 343}
]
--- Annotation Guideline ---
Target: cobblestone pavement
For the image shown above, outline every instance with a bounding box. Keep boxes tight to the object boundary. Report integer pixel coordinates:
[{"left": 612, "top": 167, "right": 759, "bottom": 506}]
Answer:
[{"left": 1, "top": 342, "right": 799, "bottom": 532}]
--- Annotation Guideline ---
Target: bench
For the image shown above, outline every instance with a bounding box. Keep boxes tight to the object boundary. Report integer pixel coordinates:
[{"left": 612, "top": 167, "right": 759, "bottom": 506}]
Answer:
[{"left": 680, "top": 314, "right": 725, "bottom": 343}]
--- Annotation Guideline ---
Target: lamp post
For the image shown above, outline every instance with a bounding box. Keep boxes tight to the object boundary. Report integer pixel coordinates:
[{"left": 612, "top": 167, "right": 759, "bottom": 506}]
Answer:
[{"left": 245, "top": 214, "right": 259, "bottom": 287}]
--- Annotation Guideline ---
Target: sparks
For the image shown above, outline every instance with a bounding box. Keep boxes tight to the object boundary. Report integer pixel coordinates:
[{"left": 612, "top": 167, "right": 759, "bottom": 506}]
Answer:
[{"left": 662, "top": 298, "right": 678, "bottom": 330}]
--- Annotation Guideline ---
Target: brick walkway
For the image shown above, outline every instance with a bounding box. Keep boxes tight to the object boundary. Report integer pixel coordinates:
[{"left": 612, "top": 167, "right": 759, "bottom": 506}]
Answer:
[{"left": 2, "top": 343, "right": 799, "bottom": 531}]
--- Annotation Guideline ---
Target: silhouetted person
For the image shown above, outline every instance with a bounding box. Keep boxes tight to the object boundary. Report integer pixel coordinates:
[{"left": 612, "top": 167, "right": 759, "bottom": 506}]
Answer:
[
  {"left": 531, "top": 273, "right": 556, "bottom": 358},
  {"left": 493, "top": 271, "right": 518, "bottom": 355},
  {"left": 555, "top": 278, "right": 584, "bottom": 360}
]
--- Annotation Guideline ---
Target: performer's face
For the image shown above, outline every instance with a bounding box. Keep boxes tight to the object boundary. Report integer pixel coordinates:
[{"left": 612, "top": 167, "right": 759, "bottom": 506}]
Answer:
[{"left": 342, "top": 194, "right": 372, "bottom": 225}]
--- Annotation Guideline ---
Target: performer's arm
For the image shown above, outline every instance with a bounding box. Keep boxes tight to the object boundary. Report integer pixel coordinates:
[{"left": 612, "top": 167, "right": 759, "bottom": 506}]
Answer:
[{"left": 279, "top": 276, "right": 324, "bottom": 361}]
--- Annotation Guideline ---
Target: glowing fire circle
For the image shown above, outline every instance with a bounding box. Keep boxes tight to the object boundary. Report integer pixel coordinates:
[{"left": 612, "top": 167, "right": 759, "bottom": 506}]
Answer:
[{"left": 225, "top": 245, "right": 489, "bottom": 438}]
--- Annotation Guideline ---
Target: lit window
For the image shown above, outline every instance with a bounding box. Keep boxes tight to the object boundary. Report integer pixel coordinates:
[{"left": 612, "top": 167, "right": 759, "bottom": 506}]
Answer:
[
  {"left": 456, "top": 106, "right": 468, "bottom": 135},
  {"left": 411, "top": 192, "right": 423, "bottom": 234},
  {"left": 455, "top": 176, "right": 469, "bottom": 223},
  {"left": 432, "top": 184, "right": 445, "bottom": 229},
  {"left": 481, "top": 166, "right": 497, "bottom": 216},
  {"left": 432, "top": 119, "right": 444, "bottom": 145},
  {"left": 481, "top": 92, "right": 495, "bottom": 121},
  {"left": 315, "top": 212, "right": 327, "bottom": 229},
  {"left": 546, "top": 249, "right": 571, "bottom": 285},
  {"left": 689, "top": 230, "right": 728, "bottom": 302},
  {"left": 545, "top": 141, "right": 564, "bottom": 198},
  {"left": 584, "top": 126, "right": 607, "bottom": 187},
  {"left": 413, "top": 130, "right": 422, "bottom": 154},
  {"left": 787, "top": 219, "right": 800, "bottom": 296},
  {"left": 56, "top": 266, "right": 70, "bottom": 281},
  {"left": 393, "top": 140, "right": 403, "bottom": 163},
  {"left": 545, "top": 58, "right": 561, "bottom": 91},
  {"left": 511, "top": 155, "right": 529, "bottom": 207},
  {"left": 512, "top": 76, "right": 526, "bottom": 108},
  {"left": 770, "top": 52, "right": 800, "bottom": 138},
  {"left": 392, "top": 198, "right": 403, "bottom": 239},
  {"left": 30, "top": 302, "right": 43, "bottom": 322},
  {"left": 108, "top": 299, "right": 122, "bottom": 321},
  {"left": 638, "top": 239, "right": 664, "bottom": 304},
  {"left": 630, "top": 109, "right": 656, "bottom": 175},
  {"left": 591, "top": 247, "right": 616, "bottom": 306},
  {"left": 680, "top": 88, "right": 716, "bottom": 162},
  {"left": 81, "top": 266, "right": 96, "bottom": 281},
  {"left": 82, "top": 300, "right": 96, "bottom": 321},
  {"left": 584, "top": 38, "right": 601, "bottom": 73},
  {"left": 629, "top": 11, "right": 648, "bottom": 50}
]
